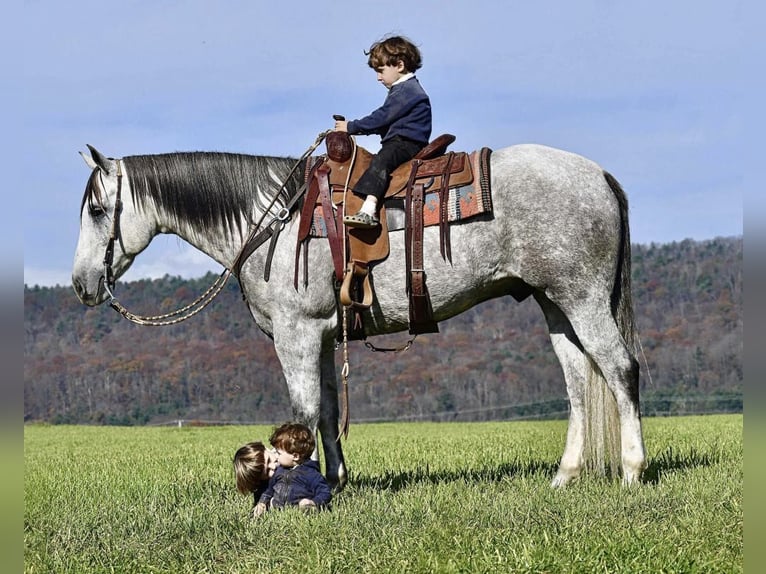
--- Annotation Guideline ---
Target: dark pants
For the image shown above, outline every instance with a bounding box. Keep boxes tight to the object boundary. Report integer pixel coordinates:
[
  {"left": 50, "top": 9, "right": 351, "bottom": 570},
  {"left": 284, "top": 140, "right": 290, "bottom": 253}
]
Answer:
[{"left": 354, "top": 137, "right": 424, "bottom": 201}]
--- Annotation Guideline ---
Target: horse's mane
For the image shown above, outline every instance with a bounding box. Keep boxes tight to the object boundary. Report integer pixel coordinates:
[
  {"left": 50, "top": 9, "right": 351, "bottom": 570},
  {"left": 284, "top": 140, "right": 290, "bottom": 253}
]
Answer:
[{"left": 117, "top": 152, "right": 305, "bottom": 238}]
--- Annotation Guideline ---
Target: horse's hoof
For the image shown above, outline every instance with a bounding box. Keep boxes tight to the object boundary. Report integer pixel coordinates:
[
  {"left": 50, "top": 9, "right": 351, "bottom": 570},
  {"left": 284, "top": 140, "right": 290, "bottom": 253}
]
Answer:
[
  {"left": 621, "top": 456, "right": 646, "bottom": 486},
  {"left": 551, "top": 469, "right": 580, "bottom": 489},
  {"left": 621, "top": 469, "right": 644, "bottom": 487},
  {"left": 329, "top": 463, "right": 348, "bottom": 494}
]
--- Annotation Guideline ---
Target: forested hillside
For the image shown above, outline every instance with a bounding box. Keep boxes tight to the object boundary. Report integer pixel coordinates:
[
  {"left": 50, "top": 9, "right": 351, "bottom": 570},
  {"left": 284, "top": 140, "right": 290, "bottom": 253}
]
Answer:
[{"left": 24, "top": 237, "right": 742, "bottom": 425}]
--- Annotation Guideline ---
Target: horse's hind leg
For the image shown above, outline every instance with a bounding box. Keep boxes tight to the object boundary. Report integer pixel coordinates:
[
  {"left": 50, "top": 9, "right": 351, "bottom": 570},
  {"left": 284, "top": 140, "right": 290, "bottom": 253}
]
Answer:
[
  {"left": 535, "top": 292, "right": 590, "bottom": 487},
  {"left": 560, "top": 298, "right": 647, "bottom": 485}
]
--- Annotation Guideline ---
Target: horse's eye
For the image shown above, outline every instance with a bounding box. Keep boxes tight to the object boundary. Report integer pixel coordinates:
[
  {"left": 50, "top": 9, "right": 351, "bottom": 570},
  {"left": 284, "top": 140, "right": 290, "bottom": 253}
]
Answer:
[{"left": 88, "top": 205, "right": 106, "bottom": 218}]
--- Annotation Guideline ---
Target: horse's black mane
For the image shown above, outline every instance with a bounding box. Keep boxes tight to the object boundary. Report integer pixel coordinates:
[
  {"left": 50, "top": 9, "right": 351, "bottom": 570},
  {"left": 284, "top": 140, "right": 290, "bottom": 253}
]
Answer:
[{"left": 85, "top": 152, "right": 306, "bottom": 239}]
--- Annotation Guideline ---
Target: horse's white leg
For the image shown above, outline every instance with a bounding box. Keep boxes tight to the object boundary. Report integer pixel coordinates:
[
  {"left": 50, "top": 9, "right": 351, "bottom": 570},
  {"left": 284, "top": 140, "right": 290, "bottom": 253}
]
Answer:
[
  {"left": 562, "top": 302, "right": 647, "bottom": 485},
  {"left": 549, "top": 334, "right": 590, "bottom": 487},
  {"left": 535, "top": 293, "right": 590, "bottom": 487},
  {"left": 271, "top": 319, "right": 324, "bottom": 433},
  {"left": 271, "top": 317, "right": 349, "bottom": 491},
  {"left": 318, "top": 338, "right": 348, "bottom": 492}
]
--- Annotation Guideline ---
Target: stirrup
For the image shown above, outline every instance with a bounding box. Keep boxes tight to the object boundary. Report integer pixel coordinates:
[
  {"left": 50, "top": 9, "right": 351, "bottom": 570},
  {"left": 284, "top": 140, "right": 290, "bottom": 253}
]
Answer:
[{"left": 339, "top": 261, "right": 374, "bottom": 309}]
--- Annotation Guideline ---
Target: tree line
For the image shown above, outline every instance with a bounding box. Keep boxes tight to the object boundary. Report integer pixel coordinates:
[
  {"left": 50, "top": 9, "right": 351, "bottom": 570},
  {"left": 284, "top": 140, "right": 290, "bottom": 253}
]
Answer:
[{"left": 24, "top": 236, "right": 742, "bottom": 425}]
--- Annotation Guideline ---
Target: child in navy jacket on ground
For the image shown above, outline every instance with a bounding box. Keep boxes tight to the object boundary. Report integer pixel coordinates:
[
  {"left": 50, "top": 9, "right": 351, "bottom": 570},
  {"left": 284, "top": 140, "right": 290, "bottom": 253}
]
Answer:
[
  {"left": 253, "top": 422, "right": 332, "bottom": 516},
  {"left": 335, "top": 35, "right": 432, "bottom": 229}
]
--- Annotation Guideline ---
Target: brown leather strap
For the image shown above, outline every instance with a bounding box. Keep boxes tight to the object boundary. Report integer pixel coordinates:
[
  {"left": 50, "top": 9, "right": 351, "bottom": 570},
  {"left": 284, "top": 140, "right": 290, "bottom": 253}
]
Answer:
[
  {"left": 294, "top": 160, "right": 325, "bottom": 289},
  {"left": 264, "top": 225, "right": 281, "bottom": 282},
  {"left": 403, "top": 159, "right": 421, "bottom": 295},
  {"left": 410, "top": 182, "right": 425, "bottom": 302},
  {"left": 232, "top": 226, "right": 274, "bottom": 278},
  {"left": 302, "top": 242, "right": 309, "bottom": 289},
  {"left": 407, "top": 183, "right": 438, "bottom": 334},
  {"left": 296, "top": 160, "right": 323, "bottom": 243},
  {"left": 316, "top": 165, "right": 345, "bottom": 282},
  {"left": 234, "top": 161, "right": 317, "bottom": 280},
  {"left": 439, "top": 152, "right": 454, "bottom": 263}
]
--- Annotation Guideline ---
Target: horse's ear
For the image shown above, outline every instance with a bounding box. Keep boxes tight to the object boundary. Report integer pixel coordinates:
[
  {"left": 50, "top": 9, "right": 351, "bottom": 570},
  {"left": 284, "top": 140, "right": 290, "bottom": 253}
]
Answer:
[
  {"left": 85, "top": 144, "right": 116, "bottom": 175},
  {"left": 80, "top": 149, "right": 98, "bottom": 170}
]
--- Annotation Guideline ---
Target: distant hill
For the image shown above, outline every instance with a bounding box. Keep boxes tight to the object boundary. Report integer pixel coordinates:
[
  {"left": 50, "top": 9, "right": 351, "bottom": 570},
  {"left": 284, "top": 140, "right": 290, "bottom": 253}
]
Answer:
[{"left": 24, "top": 237, "right": 742, "bottom": 425}]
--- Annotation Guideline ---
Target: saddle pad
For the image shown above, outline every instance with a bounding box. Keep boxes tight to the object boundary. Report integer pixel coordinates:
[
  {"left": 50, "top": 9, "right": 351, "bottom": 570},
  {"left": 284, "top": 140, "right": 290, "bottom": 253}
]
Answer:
[{"left": 308, "top": 147, "right": 492, "bottom": 237}]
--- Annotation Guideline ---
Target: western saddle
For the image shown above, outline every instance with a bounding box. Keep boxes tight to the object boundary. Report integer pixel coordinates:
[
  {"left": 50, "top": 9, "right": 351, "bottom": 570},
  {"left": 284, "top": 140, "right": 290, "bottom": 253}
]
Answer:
[{"left": 296, "top": 132, "right": 475, "bottom": 335}]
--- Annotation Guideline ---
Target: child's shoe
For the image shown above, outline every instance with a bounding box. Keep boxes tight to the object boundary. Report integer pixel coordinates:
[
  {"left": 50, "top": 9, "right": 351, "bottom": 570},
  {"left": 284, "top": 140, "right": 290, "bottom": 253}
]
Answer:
[{"left": 343, "top": 211, "right": 380, "bottom": 229}]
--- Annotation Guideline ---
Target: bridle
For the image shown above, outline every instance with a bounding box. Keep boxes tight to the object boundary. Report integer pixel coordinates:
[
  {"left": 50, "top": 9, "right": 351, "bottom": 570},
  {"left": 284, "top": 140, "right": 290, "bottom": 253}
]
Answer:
[
  {"left": 102, "top": 158, "right": 123, "bottom": 297},
  {"left": 99, "top": 131, "right": 332, "bottom": 326}
]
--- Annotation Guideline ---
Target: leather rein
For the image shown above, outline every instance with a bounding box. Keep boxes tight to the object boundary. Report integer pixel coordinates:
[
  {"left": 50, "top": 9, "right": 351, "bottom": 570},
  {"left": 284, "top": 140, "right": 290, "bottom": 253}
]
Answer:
[{"left": 101, "top": 131, "right": 331, "bottom": 326}]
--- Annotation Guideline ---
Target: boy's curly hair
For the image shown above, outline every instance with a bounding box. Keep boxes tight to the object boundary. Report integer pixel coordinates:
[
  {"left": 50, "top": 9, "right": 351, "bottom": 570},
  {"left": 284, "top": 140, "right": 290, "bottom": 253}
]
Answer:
[
  {"left": 270, "top": 422, "right": 315, "bottom": 461},
  {"left": 366, "top": 35, "right": 422, "bottom": 73}
]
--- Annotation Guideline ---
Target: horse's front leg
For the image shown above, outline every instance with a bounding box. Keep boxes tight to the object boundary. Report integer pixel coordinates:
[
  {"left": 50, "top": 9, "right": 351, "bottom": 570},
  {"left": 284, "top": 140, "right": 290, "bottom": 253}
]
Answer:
[
  {"left": 318, "top": 337, "right": 347, "bottom": 492},
  {"left": 271, "top": 318, "right": 346, "bottom": 491}
]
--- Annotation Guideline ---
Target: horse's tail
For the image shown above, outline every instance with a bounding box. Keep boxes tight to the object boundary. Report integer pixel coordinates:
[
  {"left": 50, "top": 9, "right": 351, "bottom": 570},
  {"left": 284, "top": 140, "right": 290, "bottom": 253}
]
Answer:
[
  {"left": 583, "top": 171, "right": 636, "bottom": 478},
  {"left": 605, "top": 170, "right": 637, "bottom": 352}
]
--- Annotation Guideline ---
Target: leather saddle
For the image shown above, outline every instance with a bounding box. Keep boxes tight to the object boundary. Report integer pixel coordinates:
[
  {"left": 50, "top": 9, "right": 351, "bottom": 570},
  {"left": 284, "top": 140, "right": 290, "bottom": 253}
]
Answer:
[{"left": 296, "top": 132, "right": 475, "bottom": 334}]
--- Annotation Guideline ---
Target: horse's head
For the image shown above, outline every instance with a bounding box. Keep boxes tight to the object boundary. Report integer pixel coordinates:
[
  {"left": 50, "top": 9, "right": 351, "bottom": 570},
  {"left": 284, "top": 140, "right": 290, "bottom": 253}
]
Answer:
[{"left": 72, "top": 145, "right": 152, "bottom": 306}]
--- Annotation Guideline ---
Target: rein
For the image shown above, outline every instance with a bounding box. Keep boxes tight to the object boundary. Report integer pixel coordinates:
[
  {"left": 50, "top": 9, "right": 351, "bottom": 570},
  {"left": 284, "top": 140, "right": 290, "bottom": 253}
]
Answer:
[{"left": 102, "top": 131, "right": 332, "bottom": 326}]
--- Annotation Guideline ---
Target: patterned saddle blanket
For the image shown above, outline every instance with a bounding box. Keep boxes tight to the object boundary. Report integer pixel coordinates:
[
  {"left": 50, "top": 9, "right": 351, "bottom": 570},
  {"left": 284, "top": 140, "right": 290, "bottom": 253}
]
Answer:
[{"left": 306, "top": 147, "right": 493, "bottom": 237}]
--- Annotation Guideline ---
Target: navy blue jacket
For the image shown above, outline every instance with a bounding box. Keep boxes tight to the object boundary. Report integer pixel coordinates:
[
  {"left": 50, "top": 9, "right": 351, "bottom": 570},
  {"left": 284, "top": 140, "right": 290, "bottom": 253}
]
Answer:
[
  {"left": 258, "top": 460, "right": 332, "bottom": 509},
  {"left": 347, "top": 76, "right": 432, "bottom": 145}
]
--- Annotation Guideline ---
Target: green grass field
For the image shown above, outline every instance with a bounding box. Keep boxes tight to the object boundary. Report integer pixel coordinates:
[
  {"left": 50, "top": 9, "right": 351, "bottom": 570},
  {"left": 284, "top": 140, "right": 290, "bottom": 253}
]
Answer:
[{"left": 24, "top": 415, "right": 742, "bottom": 573}]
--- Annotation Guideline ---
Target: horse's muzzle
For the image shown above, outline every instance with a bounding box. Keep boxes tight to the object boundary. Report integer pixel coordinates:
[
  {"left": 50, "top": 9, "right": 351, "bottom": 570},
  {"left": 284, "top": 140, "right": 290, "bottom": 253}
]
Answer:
[{"left": 71, "top": 275, "right": 102, "bottom": 306}]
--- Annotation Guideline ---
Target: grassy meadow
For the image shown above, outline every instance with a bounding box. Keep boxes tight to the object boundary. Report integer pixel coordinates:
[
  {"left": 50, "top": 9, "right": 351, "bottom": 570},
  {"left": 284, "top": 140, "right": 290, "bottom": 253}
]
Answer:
[{"left": 24, "top": 415, "right": 742, "bottom": 573}]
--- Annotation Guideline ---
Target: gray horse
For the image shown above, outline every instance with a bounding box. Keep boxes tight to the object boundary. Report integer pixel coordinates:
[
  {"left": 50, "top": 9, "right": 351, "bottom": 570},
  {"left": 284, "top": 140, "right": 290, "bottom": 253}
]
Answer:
[{"left": 73, "top": 143, "right": 647, "bottom": 490}]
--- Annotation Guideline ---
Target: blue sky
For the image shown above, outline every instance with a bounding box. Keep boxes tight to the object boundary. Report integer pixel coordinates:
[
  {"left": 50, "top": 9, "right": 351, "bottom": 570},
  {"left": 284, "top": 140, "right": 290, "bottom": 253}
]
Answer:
[{"left": 11, "top": 1, "right": 747, "bottom": 288}]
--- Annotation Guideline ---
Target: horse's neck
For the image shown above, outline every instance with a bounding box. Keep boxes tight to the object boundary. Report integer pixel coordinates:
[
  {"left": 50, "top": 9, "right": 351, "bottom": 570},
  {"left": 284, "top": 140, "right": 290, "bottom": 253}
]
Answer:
[
  {"left": 155, "top": 213, "right": 245, "bottom": 269},
  {"left": 126, "top": 151, "right": 300, "bottom": 272},
  {"left": 154, "top": 204, "right": 282, "bottom": 271}
]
